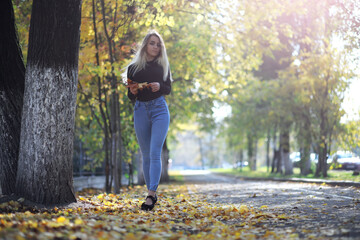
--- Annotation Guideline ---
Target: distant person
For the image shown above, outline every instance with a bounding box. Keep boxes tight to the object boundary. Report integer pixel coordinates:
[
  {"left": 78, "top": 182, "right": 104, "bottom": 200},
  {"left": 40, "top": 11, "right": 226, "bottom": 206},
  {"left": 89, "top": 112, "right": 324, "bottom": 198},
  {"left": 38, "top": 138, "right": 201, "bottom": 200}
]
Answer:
[{"left": 125, "top": 30, "right": 171, "bottom": 211}]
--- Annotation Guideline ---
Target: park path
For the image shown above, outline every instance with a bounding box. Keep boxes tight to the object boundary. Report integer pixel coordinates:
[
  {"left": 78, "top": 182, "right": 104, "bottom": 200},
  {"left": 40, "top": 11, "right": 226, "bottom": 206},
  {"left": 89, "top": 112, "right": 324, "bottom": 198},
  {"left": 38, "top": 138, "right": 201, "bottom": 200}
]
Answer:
[{"left": 180, "top": 170, "right": 360, "bottom": 239}]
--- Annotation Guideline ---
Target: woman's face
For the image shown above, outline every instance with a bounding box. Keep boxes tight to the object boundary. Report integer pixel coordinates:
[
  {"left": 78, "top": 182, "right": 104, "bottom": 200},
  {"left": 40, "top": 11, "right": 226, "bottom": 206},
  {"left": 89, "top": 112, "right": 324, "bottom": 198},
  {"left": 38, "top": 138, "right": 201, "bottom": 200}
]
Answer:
[{"left": 146, "top": 35, "right": 161, "bottom": 60}]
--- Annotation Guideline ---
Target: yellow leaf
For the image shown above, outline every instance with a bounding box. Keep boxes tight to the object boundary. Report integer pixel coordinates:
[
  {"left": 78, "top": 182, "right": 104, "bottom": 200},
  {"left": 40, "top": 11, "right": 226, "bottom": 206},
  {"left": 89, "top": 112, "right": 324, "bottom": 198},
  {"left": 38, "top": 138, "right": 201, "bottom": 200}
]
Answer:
[
  {"left": 75, "top": 218, "right": 84, "bottom": 225},
  {"left": 239, "top": 205, "right": 249, "bottom": 214},
  {"left": 124, "top": 233, "right": 137, "bottom": 240},
  {"left": 16, "top": 236, "right": 26, "bottom": 240},
  {"left": 57, "top": 216, "right": 66, "bottom": 223}
]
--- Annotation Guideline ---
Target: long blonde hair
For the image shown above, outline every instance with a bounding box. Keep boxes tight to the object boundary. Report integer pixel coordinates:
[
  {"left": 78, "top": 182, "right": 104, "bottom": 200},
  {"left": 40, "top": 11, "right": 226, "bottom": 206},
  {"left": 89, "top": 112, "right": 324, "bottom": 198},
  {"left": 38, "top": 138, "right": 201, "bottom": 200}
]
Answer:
[{"left": 125, "top": 30, "right": 171, "bottom": 82}]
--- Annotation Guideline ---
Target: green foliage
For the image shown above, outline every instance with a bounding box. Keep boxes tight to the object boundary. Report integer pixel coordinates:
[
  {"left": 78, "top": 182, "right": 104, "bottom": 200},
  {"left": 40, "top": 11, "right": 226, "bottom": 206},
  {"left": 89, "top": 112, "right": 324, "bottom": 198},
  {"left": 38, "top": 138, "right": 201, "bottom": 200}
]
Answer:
[{"left": 12, "top": 0, "right": 359, "bottom": 177}]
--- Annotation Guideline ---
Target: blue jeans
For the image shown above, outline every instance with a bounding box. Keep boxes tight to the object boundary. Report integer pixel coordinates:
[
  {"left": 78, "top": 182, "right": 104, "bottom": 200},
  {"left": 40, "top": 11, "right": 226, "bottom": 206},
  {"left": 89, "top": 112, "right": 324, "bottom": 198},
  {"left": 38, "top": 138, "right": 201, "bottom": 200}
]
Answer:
[{"left": 134, "top": 96, "right": 170, "bottom": 191}]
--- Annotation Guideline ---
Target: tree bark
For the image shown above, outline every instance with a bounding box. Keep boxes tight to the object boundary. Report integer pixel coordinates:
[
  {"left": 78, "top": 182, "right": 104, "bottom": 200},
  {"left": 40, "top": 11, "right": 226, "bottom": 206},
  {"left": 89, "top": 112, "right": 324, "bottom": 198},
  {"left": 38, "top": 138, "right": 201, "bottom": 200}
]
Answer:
[
  {"left": 199, "top": 137, "right": 205, "bottom": 170},
  {"left": 0, "top": 0, "right": 25, "bottom": 195},
  {"left": 300, "top": 118, "right": 312, "bottom": 175},
  {"left": 276, "top": 133, "right": 283, "bottom": 174},
  {"left": 281, "top": 122, "right": 293, "bottom": 175},
  {"left": 136, "top": 150, "right": 145, "bottom": 185},
  {"left": 99, "top": 0, "right": 121, "bottom": 193},
  {"left": 160, "top": 138, "right": 170, "bottom": 183},
  {"left": 15, "top": 0, "right": 82, "bottom": 204},
  {"left": 253, "top": 138, "right": 258, "bottom": 171},
  {"left": 91, "top": 0, "right": 111, "bottom": 192},
  {"left": 271, "top": 126, "right": 278, "bottom": 173},
  {"left": 266, "top": 129, "right": 271, "bottom": 172},
  {"left": 247, "top": 133, "right": 256, "bottom": 171}
]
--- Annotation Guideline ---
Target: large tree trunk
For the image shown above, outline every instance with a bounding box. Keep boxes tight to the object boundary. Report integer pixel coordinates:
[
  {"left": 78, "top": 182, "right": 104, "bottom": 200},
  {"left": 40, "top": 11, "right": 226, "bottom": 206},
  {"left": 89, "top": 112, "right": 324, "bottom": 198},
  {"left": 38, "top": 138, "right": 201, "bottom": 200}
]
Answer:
[
  {"left": 15, "top": 0, "right": 82, "bottom": 204},
  {"left": 0, "top": 0, "right": 25, "bottom": 195}
]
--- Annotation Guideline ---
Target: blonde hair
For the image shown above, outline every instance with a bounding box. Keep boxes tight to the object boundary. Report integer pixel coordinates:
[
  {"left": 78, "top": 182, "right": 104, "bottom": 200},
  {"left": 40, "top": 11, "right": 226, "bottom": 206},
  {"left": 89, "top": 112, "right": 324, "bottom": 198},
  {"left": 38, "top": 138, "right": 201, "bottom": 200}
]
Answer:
[{"left": 125, "top": 30, "right": 171, "bottom": 82}]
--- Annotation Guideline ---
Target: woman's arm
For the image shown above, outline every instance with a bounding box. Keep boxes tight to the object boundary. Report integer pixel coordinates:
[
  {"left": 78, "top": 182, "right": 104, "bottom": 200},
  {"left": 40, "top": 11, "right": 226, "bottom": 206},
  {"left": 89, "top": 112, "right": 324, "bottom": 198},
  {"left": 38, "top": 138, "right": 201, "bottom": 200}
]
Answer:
[
  {"left": 127, "top": 65, "right": 137, "bottom": 100},
  {"left": 160, "top": 69, "right": 171, "bottom": 95}
]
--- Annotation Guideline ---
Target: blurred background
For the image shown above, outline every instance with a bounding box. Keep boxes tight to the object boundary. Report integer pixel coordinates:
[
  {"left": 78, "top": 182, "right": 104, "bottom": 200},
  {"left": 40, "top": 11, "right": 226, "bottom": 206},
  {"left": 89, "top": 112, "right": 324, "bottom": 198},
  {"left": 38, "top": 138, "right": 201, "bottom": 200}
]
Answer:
[{"left": 12, "top": 0, "right": 360, "bottom": 188}]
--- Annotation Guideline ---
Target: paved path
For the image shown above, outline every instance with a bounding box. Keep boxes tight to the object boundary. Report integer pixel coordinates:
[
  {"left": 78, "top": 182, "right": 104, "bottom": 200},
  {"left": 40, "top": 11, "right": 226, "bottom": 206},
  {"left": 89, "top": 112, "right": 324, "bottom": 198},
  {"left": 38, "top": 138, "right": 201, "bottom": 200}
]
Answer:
[{"left": 180, "top": 170, "right": 360, "bottom": 239}]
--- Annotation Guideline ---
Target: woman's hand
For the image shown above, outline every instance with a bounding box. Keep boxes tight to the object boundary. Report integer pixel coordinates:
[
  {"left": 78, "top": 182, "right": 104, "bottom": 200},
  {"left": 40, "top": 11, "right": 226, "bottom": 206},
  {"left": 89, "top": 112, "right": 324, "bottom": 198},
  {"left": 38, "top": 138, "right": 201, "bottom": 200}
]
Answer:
[
  {"left": 128, "top": 83, "right": 138, "bottom": 95},
  {"left": 149, "top": 82, "right": 160, "bottom": 92}
]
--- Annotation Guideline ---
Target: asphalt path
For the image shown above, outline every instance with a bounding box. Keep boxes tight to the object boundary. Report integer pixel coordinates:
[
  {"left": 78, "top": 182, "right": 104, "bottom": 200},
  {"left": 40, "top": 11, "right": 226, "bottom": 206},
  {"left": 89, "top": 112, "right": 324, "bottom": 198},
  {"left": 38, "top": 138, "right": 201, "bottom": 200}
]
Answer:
[{"left": 180, "top": 170, "right": 360, "bottom": 239}]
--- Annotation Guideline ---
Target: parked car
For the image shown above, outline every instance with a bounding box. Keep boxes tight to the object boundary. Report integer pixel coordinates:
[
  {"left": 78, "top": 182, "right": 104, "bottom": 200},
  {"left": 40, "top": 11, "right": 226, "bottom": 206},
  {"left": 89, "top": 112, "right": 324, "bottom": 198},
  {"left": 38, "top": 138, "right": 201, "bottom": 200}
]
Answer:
[
  {"left": 291, "top": 152, "right": 320, "bottom": 167},
  {"left": 233, "top": 161, "right": 249, "bottom": 168},
  {"left": 330, "top": 151, "right": 360, "bottom": 170},
  {"left": 290, "top": 152, "right": 301, "bottom": 167}
]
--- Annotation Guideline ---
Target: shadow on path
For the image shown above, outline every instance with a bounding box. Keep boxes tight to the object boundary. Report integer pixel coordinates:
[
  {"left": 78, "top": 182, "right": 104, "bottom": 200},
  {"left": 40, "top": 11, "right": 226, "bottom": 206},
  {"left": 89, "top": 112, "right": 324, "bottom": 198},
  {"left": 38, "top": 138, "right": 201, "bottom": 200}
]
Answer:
[{"left": 180, "top": 170, "right": 360, "bottom": 239}]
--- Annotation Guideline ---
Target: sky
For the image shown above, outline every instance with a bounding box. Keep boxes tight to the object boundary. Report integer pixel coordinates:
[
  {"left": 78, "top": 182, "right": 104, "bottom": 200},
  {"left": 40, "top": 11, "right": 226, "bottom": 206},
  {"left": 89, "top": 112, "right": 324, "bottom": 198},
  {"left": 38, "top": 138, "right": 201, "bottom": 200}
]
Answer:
[{"left": 342, "top": 78, "right": 360, "bottom": 122}]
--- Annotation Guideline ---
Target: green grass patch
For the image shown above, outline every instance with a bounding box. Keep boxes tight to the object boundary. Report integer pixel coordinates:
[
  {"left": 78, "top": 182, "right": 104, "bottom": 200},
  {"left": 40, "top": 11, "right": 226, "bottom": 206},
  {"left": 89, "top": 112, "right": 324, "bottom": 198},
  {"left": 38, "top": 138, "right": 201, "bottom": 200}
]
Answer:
[
  {"left": 168, "top": 170, "right": 184, "bottom": 182},
  {"left": 211, "top": 167, "right": 360, "bottom": 182}
]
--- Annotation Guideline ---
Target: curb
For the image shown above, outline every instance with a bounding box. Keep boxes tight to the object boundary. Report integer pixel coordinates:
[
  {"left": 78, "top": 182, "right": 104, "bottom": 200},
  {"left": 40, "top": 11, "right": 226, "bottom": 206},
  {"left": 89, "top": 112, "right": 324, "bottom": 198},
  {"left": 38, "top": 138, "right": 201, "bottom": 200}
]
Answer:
[{"left": 214, "top": 173, "right": 360, "bottom": 188}]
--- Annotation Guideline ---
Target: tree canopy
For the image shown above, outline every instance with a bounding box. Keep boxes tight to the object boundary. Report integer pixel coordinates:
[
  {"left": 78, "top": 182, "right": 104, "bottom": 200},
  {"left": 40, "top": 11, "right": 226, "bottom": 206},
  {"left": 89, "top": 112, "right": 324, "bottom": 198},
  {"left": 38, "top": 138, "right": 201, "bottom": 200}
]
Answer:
[{"left": 11, "top": 0, "right": 360, "bottom": 185}]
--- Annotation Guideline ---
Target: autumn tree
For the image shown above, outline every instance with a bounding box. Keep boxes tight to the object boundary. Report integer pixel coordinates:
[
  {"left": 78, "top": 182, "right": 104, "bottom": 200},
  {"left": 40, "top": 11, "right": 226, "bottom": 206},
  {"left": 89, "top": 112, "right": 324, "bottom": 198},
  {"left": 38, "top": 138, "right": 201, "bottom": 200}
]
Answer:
[
  {"left": 15, "top": 0, "right": 82, "bottom": 204},
  {"left": 0, "top": 0, "right": 25, "bottom": 195}
]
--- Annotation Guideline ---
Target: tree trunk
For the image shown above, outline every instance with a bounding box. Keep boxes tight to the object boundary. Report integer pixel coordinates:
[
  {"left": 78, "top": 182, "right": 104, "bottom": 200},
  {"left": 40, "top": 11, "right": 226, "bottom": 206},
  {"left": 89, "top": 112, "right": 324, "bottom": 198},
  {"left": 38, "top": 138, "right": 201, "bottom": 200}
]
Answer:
[
  {"left": 316, "top": 75, "right": 330, "bottom": 178},
  {"left": 316, "top": 113, "right": 328, "bottom": 178},
  {"left": 247, "top": 133, "right": 255, "bottom": 170},
  {"left": 266, "top": 129, "right": 271, "bottom": 172},
  {"left": 276, "top": 134, "right": 283, "bottom": 174},
  {"left": 239, "top": 149, "right": 244, "bottom": 172},
  {"left": 137, "top": 150, "right": 145, "bottom": 185},
  {"left": 0, "top": 0, "right": 25, "bottom": 195},
  {"left": 91, "top": 0, "right": 111, "bottom": 192},
  {"left": 253, "top": 138, "right": 258, "bottom": 171},
  {"left": 160, "top": 138, "right": 170, "bottom": 183},
  {"left": 99, "top": 0, "right": 121, "bottom": 193},
  {"left": 199, "top": 137, "right": 205, "bottom": 170},
  {"left": 300, "top": 145, "right": 311, "bottom": 175},
  {"left": 300, "top": 120, "right": 312, "bottom": 175},
  {"left": 271, "top": 128, "right": 278, "bottom": 173},
  {"left": 281, "top": 123, "right": 293, "bottom": 175},
  {"left": 15, "top": 0, "right": 81, "bottom": 204}
]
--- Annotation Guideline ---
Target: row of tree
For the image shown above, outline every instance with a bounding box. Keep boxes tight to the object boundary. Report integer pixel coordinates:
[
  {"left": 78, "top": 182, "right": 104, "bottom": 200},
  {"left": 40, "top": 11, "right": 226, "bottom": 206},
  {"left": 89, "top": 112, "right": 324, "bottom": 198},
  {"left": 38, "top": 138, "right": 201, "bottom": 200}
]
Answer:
[
  {"left": 2, "top": 0, "right": 359, "bottom": 205},
  {"left": 218, "top": 0, "right": 360, "bottom": 177}
]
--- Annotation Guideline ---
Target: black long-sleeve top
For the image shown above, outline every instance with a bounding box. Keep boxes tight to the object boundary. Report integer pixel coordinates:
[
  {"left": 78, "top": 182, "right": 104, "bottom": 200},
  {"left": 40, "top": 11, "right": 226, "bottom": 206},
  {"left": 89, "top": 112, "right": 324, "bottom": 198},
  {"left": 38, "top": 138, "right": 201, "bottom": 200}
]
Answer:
[{"left": 127, "top": 60, "right": 171, "bottom": 101}]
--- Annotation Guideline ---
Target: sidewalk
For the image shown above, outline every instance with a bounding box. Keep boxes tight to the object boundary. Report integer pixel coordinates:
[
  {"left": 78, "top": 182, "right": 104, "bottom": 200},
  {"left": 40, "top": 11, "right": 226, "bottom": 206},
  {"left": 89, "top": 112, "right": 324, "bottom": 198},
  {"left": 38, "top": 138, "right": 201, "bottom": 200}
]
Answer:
[
  {"left": 185, "top": 171, "right": 360, "bottom": 239},
  {"left": 214, "top": 172, "right": 360, "bottom": 188},
  {"left": 73, "top": 175, "right": 138, "bottom": 191}
]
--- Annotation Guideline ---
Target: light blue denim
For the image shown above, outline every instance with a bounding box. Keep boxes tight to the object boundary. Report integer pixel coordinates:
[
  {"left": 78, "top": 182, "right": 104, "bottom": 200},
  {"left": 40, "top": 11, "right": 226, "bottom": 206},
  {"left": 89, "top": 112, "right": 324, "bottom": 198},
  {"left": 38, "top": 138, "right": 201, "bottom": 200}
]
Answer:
[{"left": 134, "top": 96, "right": 170, "bottom": 191}]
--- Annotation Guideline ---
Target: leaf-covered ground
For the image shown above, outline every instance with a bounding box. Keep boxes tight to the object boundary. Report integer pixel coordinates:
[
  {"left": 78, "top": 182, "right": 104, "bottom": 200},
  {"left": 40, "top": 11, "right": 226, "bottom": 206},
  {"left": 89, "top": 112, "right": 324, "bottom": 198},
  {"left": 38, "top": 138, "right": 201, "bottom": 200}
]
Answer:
[{"left": 0, "top": 184, "right": 294, "bottom": 240}]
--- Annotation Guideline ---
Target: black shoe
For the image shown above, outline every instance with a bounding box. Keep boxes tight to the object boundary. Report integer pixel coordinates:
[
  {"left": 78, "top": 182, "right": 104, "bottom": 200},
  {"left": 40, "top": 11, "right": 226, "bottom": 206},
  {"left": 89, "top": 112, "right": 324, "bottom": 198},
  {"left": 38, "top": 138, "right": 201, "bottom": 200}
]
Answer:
[{"left": 141, "top": 195, "right": 157, "bottom": 211}]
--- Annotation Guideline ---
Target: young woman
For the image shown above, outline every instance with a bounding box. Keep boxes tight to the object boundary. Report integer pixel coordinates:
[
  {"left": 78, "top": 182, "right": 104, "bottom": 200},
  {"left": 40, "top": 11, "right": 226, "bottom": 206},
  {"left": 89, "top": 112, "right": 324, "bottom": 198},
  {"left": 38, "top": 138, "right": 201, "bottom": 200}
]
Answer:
[{"left": 126, "top": 30, "right": 171, "bottom": 211}]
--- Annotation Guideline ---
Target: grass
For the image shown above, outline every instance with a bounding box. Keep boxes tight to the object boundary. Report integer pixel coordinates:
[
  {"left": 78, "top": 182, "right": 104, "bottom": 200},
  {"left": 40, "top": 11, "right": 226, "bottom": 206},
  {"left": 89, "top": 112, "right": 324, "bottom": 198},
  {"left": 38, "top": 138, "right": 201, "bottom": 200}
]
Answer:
[
  {"left": 211, "top": 167, "right": 360, "bottom": 182},
  {"left": 168, "top": 170, "right": 184, "bottom": 182}
]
